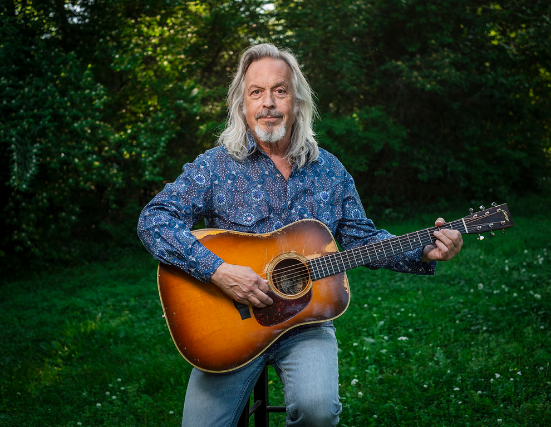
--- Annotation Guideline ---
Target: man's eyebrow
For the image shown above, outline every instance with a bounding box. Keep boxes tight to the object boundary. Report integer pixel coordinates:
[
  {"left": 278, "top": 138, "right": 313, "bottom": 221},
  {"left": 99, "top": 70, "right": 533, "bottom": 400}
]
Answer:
[
  {"left": 246, "top": 81, "right": 289, "bottom": 91},
  {"left": 271, "top": 81, "right": 288, "bottom": 89}
]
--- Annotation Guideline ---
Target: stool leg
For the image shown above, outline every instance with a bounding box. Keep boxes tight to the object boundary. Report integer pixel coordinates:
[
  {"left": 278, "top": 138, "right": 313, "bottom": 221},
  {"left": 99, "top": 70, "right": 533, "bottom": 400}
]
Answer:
[{"left": 254, "top": 366, "right": 269, "bottom": 427}]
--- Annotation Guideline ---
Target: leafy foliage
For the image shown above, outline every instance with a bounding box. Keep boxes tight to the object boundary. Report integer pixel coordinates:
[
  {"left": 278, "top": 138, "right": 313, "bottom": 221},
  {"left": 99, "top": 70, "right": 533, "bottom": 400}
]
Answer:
[
  {"left": 0, "top": 0, "right": 550, "bottom": 270},
  {"left": 274, "top": 0, "right": 551, "bottom": 207}
]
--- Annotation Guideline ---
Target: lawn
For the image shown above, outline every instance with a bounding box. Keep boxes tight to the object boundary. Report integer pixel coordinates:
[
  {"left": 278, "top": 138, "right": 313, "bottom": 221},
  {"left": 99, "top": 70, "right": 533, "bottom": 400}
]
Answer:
[{"left": 1, "top": 199, "right": 550, "bottom": 426}]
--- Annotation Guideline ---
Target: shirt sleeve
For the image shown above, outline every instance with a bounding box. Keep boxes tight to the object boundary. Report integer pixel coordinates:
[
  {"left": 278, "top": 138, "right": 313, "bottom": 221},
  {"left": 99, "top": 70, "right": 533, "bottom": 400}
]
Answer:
[
  {"left": 335, "top": 171, "right": 436, "bottom": 276},
  {"left": 137, "top": 155, "right": 224, "bottom": 283}
]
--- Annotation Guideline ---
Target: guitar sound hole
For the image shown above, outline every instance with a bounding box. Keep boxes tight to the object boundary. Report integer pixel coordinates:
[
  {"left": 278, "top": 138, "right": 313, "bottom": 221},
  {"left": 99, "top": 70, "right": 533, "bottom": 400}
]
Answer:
[{"left": 271, "top": 258, "right": 310, "bottom": 296}]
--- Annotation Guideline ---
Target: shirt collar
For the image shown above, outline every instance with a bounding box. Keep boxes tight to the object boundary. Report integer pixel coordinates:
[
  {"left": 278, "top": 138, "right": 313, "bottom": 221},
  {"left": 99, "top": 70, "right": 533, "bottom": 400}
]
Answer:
[{"left": 246, "top": 131, "right": 258, "bottom": 154}]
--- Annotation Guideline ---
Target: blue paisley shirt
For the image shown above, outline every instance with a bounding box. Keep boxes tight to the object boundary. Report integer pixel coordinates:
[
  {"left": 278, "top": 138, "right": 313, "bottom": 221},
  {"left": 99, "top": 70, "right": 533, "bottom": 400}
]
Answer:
[{"left": 137, "top": 137, "right": 436, "bottom": 282}]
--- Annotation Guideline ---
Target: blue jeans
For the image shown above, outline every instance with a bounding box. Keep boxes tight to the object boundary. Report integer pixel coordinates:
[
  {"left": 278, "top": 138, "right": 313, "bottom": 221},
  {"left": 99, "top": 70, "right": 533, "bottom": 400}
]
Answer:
[{"left": 181, "top": 323, "right": 342, "bottom": 426}]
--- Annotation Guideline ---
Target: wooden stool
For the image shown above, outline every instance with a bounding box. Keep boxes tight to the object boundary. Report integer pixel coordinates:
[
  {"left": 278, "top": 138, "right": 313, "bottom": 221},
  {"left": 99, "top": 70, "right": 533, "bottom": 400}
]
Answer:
[{"left": 237, "top": 366, "right": 286, "bottom": 427}]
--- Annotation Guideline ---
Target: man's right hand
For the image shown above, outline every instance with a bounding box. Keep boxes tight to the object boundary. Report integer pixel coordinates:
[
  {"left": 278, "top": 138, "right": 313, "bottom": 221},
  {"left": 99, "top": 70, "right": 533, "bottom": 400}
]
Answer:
[{"left": 210, "top": 262, "right": 273, "bottom": 308}]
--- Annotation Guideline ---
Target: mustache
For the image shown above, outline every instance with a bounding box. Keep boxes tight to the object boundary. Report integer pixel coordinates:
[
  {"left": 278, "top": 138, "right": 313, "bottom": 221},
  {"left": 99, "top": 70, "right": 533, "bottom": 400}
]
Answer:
[{"left": 254, "top": 109, "right": 284, "bottom": 120}]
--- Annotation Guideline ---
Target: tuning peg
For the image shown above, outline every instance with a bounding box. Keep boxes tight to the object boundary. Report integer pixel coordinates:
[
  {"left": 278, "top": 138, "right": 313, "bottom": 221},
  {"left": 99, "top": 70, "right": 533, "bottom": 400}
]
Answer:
[
  {"left": 477, "top": 234, "right": 485, "bottom": 240},
  {"left": 491, "top": 202, "right": 497, "bottom": 207},
  {"left": 469, "top": 208, "right": 474, "bottom": 214},
  {"left": 479, "top": 205, "right": 485, "bottom": 210},
  {"left": 490, "top": 231, "right": 495, "bottom": 237}
]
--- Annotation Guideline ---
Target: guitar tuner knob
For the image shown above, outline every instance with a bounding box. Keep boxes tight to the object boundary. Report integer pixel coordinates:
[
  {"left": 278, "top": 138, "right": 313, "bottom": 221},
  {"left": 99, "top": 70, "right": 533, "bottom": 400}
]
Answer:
[
  {"left": 491, "top": 202, "right": 497, "bottom": 207},
  {"left": 477, "top": 234, "right": 485, "bottom": 240},
  {"left": 469, "top": 208, "right": 474, "bottom": 214},
  {"left": 490, "top": 231, "right": 495, "bottom": 237},
  {"left": 479, "top": 205, "right": 485, "bottom": 210}
]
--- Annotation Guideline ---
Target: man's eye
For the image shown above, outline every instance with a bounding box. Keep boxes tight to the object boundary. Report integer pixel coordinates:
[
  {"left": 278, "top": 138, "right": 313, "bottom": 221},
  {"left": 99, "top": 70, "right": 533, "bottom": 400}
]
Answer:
[
  {"left": 251, "top": 90, "right": 261, "bottom": 95},
  {"left": 275, "top": 89, "right": 287, "bottom": 97}
]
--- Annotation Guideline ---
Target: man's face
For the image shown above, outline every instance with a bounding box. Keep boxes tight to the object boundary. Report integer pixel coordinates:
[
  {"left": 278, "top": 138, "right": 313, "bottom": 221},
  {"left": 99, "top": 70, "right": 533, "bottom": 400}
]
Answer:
[{"left": 243, "top": 57, "right": 296, "bottom": 145}]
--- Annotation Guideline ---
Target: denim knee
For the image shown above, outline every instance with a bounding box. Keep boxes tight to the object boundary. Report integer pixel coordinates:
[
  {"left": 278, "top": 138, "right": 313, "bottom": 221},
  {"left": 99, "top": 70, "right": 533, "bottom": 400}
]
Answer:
[{"left": 287, "top": 393, "right": 341, "bottom": 426}]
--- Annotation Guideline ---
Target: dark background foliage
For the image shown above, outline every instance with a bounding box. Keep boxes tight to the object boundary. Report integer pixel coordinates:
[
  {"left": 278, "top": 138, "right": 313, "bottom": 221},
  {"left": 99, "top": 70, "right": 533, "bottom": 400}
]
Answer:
[{"left": 1, "top": 0, "right": 550, "bottom": 276}]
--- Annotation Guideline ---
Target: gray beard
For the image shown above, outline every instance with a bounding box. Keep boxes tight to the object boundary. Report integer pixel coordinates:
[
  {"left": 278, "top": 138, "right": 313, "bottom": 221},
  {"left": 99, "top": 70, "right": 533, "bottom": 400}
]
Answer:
[{"left": 255, "top": 123, "right": 286, "bottom": 143}]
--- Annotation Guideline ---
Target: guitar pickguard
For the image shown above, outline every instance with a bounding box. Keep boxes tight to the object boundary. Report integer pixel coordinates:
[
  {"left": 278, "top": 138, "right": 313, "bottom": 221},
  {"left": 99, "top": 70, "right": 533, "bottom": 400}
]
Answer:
[{"left": 253, "top": 290, "right": 312, "bottom": 326}]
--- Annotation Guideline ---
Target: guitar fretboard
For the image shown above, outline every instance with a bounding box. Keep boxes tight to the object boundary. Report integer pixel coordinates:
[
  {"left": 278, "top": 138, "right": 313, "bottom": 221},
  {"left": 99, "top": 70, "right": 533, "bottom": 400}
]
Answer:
[{"left": 306, "top": 219, "right": 465, "bottom": 281}]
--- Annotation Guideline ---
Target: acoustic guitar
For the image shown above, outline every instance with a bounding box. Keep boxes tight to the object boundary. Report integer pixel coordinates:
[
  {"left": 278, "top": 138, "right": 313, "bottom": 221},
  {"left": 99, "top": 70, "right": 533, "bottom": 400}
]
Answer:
[{"left": 157, "top": 203, "right": 513, "bottom": 372}]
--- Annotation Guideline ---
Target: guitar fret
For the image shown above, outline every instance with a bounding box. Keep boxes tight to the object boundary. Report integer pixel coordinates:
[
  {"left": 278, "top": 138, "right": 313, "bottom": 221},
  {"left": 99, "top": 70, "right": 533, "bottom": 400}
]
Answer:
[
  {"left": 307, "top": 205, "right": 512, "bottom": 281},
  {"left": 398, "top": 236, "right": 404, "bottom": 253}
]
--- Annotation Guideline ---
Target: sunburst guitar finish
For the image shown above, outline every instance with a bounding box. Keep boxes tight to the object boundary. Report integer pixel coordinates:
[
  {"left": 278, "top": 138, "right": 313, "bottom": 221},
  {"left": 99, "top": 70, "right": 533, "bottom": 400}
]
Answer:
[
  {"left": 157, "top": 203, "right": 514, "bottom": 373},
  {"left": 157, "top": 220, "right": 349, "bottom": 373}
]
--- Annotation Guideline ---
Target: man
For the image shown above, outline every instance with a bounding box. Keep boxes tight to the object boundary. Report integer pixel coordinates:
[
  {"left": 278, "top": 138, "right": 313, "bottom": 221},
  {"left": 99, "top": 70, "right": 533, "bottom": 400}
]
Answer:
[{"left": 137, "top": 43, "right": 462, "bottom": 426}]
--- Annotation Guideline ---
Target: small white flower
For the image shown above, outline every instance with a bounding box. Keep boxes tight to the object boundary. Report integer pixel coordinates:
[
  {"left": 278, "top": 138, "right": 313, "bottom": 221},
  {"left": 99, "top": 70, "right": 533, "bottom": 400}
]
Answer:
[
  {"left": 169, "top": 411, "right": 174, "bottom": 414},
  {"left": 477, "top": 391, "right": 482, "bottom": 394},
  {"left": 510, "top": 378, "right": 514, "bottom": 381},
  {"left": 498, "top": 419, "right": 503, "bottom": 423},
  {"left": 358, "top": 391, "right": 363, "bottom": 397},
  {"left": 380, "top": 349, "right": 387, "bottom": 354},
  {"left": 454, "top": 387, "right": 460, "bottom": 391},
  {"left": 77, "top": 423, "right": 82, "bottom": 426},
  {"left": 117, "top": 378, "right": 122, "bottom": 382},
  {"left": 478, "top": 283, "right": 484, "bottom": 290},
  {"left": 351, "top": 379, "right": 359, "bottom": 386},
  {"left": 363, "top": 304, "right": 368, "bottom": 307},
  {"left": 458, "top": 401, "right": 462, "bottom": 404},
  {"left": 373, "top": 415, "right": 378, "bottom": 419},
  {"left": 353, "top": 342, "right": 358, "bottom": 346},
  {"left": 105, "top": 391, "right": 110, "bottom": 396},
  {"left": 112, "top": 396, "right": 117, "bottom": 399},
  {"left": 517, "top": 371, "right": 522, "bottom": 375},
  {"left": 495, "top": 373, "right": 501, "bottom": 378},
  {"left": 534, "top": 294, "right": 542, "bottom": 300},
  {"left": 513, "top": 293, "right": 517, "bottom": 297},
  {"left": 423, "top": 384, "right": 428, "bottom": 388},
  {"left": 398, "top": 337, "right": 408, "bottom": 341},
  {"left": 96, "top": 403, "right": 101, "bottom": 408},
  {"left": 120, "top": 387, "right": 125, "bottom": 390}
]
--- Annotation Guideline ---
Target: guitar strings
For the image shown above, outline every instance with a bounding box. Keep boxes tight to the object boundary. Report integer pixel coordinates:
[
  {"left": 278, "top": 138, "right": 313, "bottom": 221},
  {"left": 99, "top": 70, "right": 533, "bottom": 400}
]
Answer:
[
  {"left": 265, "top": 216, "right": 491, "bottom": 281},
  {"left": 259, "top": 215, "right": 505, "bottom": 282},
  {"left": 260, "top": 217, "right": 503, "bottom": 284},
  {"left": 254, "top": 212, "right": 508, "bottom": 283}
]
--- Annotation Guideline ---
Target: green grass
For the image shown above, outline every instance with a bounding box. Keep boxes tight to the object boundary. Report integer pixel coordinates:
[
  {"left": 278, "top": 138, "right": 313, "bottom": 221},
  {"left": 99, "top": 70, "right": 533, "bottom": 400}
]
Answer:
[{"left": 1, "top": 200, "right": 550, "bottom": 426}]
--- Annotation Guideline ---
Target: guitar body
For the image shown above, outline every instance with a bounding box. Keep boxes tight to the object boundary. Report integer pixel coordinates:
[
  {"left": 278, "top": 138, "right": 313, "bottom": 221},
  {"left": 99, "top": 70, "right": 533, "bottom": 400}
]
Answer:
[{"left": 158, "top": 219, "right": 350, "bottom": 373}]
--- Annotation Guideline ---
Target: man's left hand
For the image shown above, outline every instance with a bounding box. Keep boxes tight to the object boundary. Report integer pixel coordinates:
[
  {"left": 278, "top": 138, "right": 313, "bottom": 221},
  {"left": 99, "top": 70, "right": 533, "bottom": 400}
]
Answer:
[{"left": 421, "top": 218, "right": 463, "bottom": 262}]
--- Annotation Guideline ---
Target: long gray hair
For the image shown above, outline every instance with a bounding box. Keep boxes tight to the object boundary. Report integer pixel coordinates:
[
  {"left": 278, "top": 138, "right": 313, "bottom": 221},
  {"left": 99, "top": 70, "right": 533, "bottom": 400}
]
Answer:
[{"left": 217, "top": 44, "right": 319, "bottom": 168}]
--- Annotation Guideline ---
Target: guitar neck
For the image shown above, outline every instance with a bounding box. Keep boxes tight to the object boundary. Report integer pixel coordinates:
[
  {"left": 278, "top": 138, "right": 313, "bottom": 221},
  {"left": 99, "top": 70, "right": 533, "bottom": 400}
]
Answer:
[
  {"left": 307, "top": 222, "right": 459, "bottom": 281},
  {"left": 307, "top": 202, "right": 514, "bottom": 281}
]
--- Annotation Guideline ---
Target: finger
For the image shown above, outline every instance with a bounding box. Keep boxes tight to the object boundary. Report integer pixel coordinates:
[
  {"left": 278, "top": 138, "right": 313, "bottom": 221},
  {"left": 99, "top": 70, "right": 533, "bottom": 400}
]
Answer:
[
  {"left": 434, "top": 229, "right": 454, "bottom": 247},
  {"left": 253, "top": 287, "right": 273, "bottom": 306},
  {"left": 435, "top": 217, "right": 446, "bottom": 227},
  {"left": 440, "top": 229, "right": 463, "bottom": 248},
  {"left": 258, "top": 279, "right": 270, "bottom": 293},
  {"left": 246, "top": 295, "right": 267, "bottom": 308},
  {"left": 433, "top": 238, "right": 451, "bottom": 259}
]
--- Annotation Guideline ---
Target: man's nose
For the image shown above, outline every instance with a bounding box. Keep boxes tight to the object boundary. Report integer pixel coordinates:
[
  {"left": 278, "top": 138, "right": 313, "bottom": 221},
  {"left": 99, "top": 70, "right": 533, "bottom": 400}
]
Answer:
[{"left": 262, "top": 91, "right": 276, "bottom": 109}]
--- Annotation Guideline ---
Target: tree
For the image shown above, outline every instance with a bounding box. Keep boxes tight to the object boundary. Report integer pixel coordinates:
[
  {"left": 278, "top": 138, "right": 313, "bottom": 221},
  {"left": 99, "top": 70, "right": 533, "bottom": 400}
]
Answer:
[{"left": 273, "top": 0, "right": 551, "bottom": 207}]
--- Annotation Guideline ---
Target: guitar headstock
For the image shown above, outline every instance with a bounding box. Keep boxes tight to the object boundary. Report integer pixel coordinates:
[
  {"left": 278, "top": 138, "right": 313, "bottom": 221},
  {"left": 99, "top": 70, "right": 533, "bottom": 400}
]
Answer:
[{"left": 463, "top": 203, "right": 514, "bottom": 238}]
